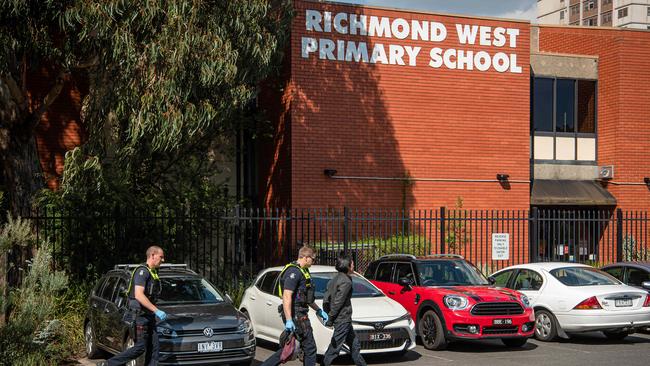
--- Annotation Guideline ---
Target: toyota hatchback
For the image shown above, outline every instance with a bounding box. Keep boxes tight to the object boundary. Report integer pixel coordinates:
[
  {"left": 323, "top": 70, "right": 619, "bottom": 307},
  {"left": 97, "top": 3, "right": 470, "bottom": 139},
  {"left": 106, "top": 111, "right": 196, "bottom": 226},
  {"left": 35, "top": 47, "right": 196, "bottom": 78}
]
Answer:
[
  {"left": 365, "top": 254, "right": 535, "bottom": 350},
  {"left": 84, "top": 264, "right": 255, "bottom": 365}
]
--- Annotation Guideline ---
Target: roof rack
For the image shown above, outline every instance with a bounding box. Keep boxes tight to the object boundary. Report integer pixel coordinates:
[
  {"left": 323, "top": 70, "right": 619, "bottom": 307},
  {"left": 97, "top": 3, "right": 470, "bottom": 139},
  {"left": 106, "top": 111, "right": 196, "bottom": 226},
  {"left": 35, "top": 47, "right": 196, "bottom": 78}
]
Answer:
[
  {"left": 423, "top": 254, "right": 464, "bottom": 259},
  {"left": 113, "top": 263, "right": 190, "bottom": 271},
  {"left": 379, "top": 254, "right": 416, "bottom": 260}
]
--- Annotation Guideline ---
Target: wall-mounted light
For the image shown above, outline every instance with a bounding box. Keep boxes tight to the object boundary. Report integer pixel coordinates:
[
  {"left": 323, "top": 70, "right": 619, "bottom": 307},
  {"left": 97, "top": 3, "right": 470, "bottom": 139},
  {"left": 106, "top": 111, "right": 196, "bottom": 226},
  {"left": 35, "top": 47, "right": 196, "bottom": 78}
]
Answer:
[
  {"left": 644, "top": 177, "right": 650, "bottom": 185},
  {"left": 496, "top": 173, "right": 509, "bottom": 182},
  {"left": 324, "top": 169, "right": 337, "bottom": 177}
]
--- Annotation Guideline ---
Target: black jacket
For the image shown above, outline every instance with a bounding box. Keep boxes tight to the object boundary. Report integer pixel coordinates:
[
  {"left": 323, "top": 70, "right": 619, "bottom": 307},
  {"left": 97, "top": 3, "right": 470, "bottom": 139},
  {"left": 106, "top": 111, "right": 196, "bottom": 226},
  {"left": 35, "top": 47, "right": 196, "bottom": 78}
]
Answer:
[{"left": 324, "top": 272, "right": 353, "bottom": 325}]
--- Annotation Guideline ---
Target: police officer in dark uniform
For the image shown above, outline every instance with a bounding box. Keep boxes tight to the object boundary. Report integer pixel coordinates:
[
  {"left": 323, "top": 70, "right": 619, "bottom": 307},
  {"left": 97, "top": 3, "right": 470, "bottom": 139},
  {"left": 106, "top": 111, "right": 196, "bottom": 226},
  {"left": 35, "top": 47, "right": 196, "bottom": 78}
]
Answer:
[
  {"left": 261, "top": 245, "right": 329, "bottom": 366},
  {"left": 102, "top": 245, "right": 167, "bottom": 366}
]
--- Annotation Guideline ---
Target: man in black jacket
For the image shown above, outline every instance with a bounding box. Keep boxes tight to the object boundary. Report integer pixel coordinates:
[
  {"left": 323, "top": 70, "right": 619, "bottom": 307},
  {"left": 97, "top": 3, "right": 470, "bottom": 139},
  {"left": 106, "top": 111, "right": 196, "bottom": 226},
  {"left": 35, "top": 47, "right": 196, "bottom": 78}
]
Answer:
[{"left": 322, "top": 254, "right": 367, "bottom": 366}]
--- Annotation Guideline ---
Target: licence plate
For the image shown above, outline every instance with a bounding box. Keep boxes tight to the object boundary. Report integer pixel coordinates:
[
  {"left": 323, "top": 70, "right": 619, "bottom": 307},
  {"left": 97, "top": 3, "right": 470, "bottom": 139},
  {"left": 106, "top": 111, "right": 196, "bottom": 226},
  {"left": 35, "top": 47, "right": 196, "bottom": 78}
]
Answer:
[
  {"left": 493, "top": 318, "right": 513, "bottom": 325},
  {"left": 369, "top": 332, "right": 392, "bottom": 341},
  {"left": 615, "top": 299, "right": 633, "bottom": 307},
  {"left": 197, "top": 341, "right": 223, "bottom": 353}
]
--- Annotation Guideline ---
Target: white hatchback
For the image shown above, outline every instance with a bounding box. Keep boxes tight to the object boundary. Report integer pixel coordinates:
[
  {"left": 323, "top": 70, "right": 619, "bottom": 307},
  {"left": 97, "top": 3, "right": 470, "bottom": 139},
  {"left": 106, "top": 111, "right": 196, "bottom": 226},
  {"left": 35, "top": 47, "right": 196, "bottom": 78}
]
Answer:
[
  {"left": 239, "top": 265, "right": 417, "bottom": 355},
  {"left": 490, "top": 262, "right": 650, "bottom": 341}
]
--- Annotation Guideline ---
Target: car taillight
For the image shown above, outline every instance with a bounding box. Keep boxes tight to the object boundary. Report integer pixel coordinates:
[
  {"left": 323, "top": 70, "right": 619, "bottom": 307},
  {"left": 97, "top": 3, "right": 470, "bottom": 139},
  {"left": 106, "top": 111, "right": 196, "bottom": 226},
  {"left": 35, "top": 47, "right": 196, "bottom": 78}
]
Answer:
[
  {"left": 573, "top": 296, "right": 602, "bottom": 310},
  {"left": 644, "top": 295, "right": 650, "bottom": 307}
]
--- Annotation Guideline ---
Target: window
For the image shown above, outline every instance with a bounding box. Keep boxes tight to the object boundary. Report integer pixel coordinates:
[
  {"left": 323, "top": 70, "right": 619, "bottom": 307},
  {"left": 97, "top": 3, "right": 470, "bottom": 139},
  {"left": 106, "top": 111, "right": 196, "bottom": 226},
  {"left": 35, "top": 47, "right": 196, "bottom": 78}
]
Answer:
[
  {"left": 601, "top": 11, "right": 612, "bottom": 24},
  {"left": 532, "top": 78, "right": 597, "bottom": 135},
  {"left": 626, "top": 268, "right": 650, "bottom": 287},
  {"left": 647, "top": 6, "right": 650, "bottom": 16},
  {"left": 417, "top": 260, "right": 489, "bottom": 286},
  {"left": 311, "top": 272, "right": 383, "bottom": 299},
  {"left": 533, "top": 78, "right": 553, "bottom": 132},
  {"left": 394, "top": 262, "right": 415, "bottom": 283},
  {"left": 259, "top": 271, "right": 280, "bottom": 294},
  {"left": 111, "top": 278, "right": 128, "bottom": 304},
  {"left": 491, "top": 270, "right": 514, "bottom": 287},
  {"left": 618, "top": 7, "right": 628, "bottom": 18},
  {"left": 375, "top": 263, "right": 394, "bottom": 282},
  {"left": 556, "top": 79, "right": 575, "bottom": 132},
  {"left": 550, "top": 267, "right": 619, "bottom": 286},
  {"left": 513, "top": 270, "right": 544, "bottom": 291},
  {"left": 99, "top": 276, "right": 118, "bottom": 300},
  {"left": 560, "top": 11, "right": 565, "bottom": 20},
  {"left": 602, "top": 0, "right": 612, "bottom": 5},
  {"left": 583, "top": 1, "right": 595, "bottom": 12},
  {"left": 570, "top": 4, "right": 580, "bottom": 16},
  {"left": 603, "top": 267, "right": 624, "bottom": 281},
  {"left": 158, "top": 278, "right": 225, "bottom": 304}
]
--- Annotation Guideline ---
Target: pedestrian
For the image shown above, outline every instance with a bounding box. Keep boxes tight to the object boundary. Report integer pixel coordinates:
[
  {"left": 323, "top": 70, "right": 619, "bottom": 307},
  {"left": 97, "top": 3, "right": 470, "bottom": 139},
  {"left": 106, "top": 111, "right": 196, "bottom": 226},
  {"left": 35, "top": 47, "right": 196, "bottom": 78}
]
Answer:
[
  {"left": 322, "top": 254, "right": 366, "bottom": 366},
  {"left": 261, "top": 245, "right": 329, "bottom": 366},
  {"left": 100, "top": 245, "right": 168, "bottom": 366}
]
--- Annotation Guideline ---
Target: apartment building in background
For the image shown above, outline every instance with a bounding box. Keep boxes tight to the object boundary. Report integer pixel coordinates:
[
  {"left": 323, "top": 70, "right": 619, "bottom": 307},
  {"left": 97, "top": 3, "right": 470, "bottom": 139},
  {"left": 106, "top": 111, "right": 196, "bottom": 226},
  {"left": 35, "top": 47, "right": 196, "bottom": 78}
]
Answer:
[{"left": 538, "top": 0, "right": 650, "bottom": 29}]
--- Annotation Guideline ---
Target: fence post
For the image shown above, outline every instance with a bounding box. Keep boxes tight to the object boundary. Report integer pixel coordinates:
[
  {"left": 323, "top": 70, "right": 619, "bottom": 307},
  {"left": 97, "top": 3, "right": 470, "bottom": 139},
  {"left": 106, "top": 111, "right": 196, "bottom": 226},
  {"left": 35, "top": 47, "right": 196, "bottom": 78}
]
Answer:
[
  {"left": 285, "top": 208, "right": 292, "bottom": 264},
  {"left": 343, "top": 207, "right": 350, "bottom": 254},
  {"left": 616, "top": 208, "right": 623, "bottom": 262},
  {"left": 439, "top": 207, "right": 446, "bottom": 254},
  {"left": 530, "top": 207, "right": 538, "bottom": 262}
]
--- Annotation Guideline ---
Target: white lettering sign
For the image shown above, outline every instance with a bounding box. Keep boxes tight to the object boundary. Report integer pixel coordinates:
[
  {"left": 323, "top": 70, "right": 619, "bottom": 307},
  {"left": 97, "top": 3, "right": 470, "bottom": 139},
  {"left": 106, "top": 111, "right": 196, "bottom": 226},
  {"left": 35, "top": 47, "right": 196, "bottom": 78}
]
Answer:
[
  {"left": 302, "top": 9, "right": 522, "bottom": 73},
  {"left": 492, "top": 233, "right": 510, "bottom": 260}
]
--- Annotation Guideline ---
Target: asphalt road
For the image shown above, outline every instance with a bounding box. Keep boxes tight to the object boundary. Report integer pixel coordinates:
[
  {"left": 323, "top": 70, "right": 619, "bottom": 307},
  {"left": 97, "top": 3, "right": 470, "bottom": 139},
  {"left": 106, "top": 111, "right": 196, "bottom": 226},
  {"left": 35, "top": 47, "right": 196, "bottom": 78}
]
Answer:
[{"left": 80, "top": 331, "right": 650, "bottom": 366}]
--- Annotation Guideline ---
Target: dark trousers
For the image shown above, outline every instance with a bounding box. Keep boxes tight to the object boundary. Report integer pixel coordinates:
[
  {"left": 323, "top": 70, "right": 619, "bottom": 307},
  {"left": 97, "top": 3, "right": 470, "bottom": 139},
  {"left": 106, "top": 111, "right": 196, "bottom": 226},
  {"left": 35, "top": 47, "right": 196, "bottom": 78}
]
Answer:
[
  {"left": 261, "top": 316, "right": 317, "bottom": 366},
  {"left": 322, "top": 322, "right": 366, "bottom": 366},
  {"left": 107, "top": 314, "right": 159, "bottom": 366}
]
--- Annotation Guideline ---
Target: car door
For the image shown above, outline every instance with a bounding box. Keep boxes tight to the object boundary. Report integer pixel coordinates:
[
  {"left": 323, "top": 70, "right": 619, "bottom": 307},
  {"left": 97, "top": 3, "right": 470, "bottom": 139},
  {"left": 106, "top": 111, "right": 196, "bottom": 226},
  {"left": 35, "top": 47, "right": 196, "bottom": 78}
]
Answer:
[
  {"left": 263, "top": 272, "right": 284, "bottom": 340},
  {"left": 392, "top": 262, "right": 422, "bottom": 316},
  {"left": 512, "top": 269, "right": 544, "bottom": 304},
  {"left": 252, "top": 270, "right": 281, "bottom": 338},
  {"left": 96, "top": 276, "right": 119, "bottom": 346},
  {"left": 105, "top": 277, "right": 128, "bottom": 351},
  {"left": 88, "top": 277, "right": 108, "bottom": 346}
]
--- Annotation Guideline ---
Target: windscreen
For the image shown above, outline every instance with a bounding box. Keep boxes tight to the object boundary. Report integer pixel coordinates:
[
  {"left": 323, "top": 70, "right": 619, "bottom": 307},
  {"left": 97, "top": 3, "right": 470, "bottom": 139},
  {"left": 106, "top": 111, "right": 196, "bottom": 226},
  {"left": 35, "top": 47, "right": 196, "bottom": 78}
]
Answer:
[
  {"left": 417, "top": 260, "right": 489, "bottom": 286},
  {"left": 550, "top": 267, "right": 620, "bottom": 287},
  {"left": 157, "top": 277, "right": 225, "bottom": 304},
  {"left": 311, "top": 272, "right": 384, "bottom": 299}
]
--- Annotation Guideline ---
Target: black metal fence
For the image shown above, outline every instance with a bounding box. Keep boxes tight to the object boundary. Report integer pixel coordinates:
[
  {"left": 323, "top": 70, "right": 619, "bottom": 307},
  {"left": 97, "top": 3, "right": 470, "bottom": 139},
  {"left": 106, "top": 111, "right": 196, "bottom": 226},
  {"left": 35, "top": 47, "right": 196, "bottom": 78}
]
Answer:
[{"left": 18, "top": 207, "right": 650, "bottom": 291}]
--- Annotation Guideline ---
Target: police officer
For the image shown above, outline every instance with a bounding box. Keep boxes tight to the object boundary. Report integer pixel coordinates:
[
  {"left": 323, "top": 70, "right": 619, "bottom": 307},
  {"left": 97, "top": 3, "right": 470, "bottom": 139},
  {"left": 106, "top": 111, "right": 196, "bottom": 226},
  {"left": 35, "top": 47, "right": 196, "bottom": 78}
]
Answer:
[
  {"left": 102, "top": 245, "right": 167, "bottom": 366},
  {"left": 322, "top": 254, "right": 366, "bottom": 366},
  {"left": 261, "top": 245, "right": 329, "bottom": 366}
]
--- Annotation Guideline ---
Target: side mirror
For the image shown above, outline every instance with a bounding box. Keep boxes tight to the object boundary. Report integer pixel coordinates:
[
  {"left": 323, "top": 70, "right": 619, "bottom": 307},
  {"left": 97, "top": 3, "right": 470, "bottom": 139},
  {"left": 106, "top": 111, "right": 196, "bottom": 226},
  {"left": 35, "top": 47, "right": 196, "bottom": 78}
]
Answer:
[
  {"left": 642, "top": 281, "right": 650, "bottom": 290},
  {"left": 487, "top": 276, "right": 496, "bottom": 285},
  {"left": 398, "top": 277, "right": 413, "bottom": 288}
]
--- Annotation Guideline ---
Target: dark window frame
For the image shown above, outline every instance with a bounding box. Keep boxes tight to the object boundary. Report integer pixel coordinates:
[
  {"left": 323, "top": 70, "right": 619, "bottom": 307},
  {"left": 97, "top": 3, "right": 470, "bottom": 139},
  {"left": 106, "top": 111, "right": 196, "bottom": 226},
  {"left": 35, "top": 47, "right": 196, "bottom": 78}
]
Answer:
[
  {"left": 393, "top": 261, "right": 418, "bottom": 285},
  {"left": 375, "top": 262, "right": 395, "bottom": 282},
  {"left": 618, "top": 7, "right": 628, "bottom": 18},
  {"left": 99, "top": 276, "right": 119, "bottom": 301},
  {"left": 532, "top": 76, "right": 598, "bottom": 163}
]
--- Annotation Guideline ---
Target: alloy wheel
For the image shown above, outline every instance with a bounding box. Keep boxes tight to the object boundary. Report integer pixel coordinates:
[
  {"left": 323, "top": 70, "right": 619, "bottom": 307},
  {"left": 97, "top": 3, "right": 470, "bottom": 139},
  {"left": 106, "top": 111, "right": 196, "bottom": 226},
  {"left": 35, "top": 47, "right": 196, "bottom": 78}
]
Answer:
[{"left": 535, "top": 312, "right": 552, "bottom": 339}]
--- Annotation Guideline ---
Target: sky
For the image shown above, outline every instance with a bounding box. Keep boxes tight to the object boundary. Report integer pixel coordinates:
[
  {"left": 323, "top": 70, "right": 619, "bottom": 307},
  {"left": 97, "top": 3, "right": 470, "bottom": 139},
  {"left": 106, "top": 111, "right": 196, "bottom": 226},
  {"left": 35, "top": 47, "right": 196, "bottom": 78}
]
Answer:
[{"left": 331, "top": 0, "right": 538, "bottom": 22}]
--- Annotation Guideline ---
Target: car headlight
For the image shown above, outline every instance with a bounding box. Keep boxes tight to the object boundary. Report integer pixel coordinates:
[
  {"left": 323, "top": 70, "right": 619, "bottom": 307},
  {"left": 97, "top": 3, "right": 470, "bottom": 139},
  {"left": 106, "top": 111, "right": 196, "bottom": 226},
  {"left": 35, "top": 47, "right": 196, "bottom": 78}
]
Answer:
[
  {"left": 156, "top": 326, "right": 178, "bottom": 338},
  {"left": 521, "top": 294, "right": 531, "bottom": 309},
  {"left": 443, "top": 295, "right": 469, "bottom": 310},
  {"left": 238, "top": 319, "right": 252, "bottom": 333}
]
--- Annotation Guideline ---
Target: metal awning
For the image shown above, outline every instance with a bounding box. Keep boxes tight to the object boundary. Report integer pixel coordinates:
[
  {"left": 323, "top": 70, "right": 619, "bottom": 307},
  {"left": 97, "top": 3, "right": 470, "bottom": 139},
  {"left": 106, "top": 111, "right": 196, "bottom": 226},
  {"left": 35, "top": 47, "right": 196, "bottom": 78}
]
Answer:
[{"left": 531, "top": 180, "right": 617, "bottom": 206}]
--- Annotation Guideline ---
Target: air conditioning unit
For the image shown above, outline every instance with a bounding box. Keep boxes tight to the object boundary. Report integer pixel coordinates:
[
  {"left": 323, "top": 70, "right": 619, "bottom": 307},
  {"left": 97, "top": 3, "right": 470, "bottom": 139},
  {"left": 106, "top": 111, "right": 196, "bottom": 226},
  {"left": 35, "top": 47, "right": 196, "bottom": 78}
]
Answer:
[{"left": 599, "top": 165, "right": 614, "bottom": 179}]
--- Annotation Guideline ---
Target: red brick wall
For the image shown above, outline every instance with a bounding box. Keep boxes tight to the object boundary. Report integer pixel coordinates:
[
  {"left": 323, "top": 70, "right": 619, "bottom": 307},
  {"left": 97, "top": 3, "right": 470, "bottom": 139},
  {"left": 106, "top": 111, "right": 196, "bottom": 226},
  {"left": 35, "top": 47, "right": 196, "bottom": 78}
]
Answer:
[
  {"left": 28, "top": 66, "right": 87, "bottom": 189},
  {"left": 538, "top": 26, "right": 650, "bottom": 210},
  {"left": 280, "top": 0, "right": 531, "bottom": 209}
]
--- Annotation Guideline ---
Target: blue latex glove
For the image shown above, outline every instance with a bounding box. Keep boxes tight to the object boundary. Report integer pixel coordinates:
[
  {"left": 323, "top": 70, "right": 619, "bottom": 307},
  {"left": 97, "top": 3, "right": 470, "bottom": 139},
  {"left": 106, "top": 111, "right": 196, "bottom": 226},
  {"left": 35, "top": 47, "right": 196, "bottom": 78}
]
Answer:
[
  {"left": 317, "top": 309, "right": 329, "bottom": 323},
  {"left": 155, "top": 309, "right": 167, "bottom": 321},
  {"left": 285, "top": 319, "right": 295, "bottom": 332}
]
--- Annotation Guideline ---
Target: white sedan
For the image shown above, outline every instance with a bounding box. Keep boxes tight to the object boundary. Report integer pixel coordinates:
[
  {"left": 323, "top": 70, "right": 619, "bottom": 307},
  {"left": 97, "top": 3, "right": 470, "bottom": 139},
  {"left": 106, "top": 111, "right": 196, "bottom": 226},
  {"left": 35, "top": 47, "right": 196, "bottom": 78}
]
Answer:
[
  {"left": 490, "top": 262, "right": 650, "bottom": 341},
  {"left": 239, "top": 265, "right": 417, "bottom": 355}
]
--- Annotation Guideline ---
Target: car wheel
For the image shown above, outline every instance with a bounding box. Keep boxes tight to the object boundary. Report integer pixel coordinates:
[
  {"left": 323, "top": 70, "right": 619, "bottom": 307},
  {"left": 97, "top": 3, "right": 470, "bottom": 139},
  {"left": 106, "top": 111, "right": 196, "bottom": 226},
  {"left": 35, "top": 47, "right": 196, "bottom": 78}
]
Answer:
[
  {"left": 418, "top": 310, "right": 447, "bottom": 350},
  {"left": 603, "top": 330, "right": 629, "bottom": 341},
  {"left": 85, "top": 322, "right": 102, "bottom": 359},
  {"left": 534, "top": 310, "right": 558, "bottom": 342},
  {"left": 123, "top": 335, "right": 144, "bottom": 366},
  {"left": 501, "top": 337, "right": 528, "bottom": 347}
]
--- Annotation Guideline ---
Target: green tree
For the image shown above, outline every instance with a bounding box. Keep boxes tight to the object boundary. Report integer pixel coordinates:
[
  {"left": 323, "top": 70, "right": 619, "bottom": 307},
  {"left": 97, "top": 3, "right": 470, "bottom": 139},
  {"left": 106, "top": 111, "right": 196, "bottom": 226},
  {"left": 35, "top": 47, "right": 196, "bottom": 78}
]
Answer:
[{"left": 0, "top": 0, "right": 292, "bottom": 215}]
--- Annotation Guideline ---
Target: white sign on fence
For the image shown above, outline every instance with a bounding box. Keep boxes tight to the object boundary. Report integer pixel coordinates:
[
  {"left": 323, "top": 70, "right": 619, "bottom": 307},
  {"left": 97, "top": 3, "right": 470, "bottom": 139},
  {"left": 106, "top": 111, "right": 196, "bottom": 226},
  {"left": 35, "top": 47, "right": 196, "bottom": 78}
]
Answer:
[{"left": 492, "top": 233, "right": 510, "bottom": 260}]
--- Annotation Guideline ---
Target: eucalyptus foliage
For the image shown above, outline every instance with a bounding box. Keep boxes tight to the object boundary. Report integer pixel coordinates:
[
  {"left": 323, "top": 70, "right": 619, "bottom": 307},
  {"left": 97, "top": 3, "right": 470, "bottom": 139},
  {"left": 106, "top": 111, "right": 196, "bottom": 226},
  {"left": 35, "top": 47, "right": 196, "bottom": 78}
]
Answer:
[{"left": 1, "top": 0, "right": 292, "bottom": 213}]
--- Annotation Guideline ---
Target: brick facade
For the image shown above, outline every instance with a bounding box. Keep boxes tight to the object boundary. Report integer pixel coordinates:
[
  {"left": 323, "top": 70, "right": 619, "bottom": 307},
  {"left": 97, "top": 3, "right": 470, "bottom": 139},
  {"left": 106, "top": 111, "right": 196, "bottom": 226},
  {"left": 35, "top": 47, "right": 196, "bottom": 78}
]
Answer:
[{"left": 538, "top": 26, "right": 650, "bottom": 210}]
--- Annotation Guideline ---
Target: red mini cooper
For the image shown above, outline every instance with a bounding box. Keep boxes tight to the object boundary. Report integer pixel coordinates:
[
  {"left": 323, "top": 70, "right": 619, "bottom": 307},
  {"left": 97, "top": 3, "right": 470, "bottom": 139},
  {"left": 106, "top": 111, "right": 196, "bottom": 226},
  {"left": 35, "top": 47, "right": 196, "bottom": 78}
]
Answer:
[{"left": 365, "top": 254, "right": 535, "bottom": 350}]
